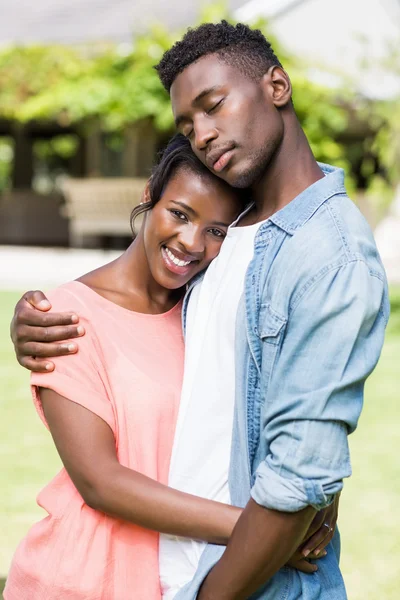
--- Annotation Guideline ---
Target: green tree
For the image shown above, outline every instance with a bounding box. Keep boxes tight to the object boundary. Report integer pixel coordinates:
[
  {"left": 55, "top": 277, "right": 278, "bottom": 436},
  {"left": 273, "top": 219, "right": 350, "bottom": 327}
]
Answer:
[{"left": 0, "top": 5, "right": 392, "bottom": 200}]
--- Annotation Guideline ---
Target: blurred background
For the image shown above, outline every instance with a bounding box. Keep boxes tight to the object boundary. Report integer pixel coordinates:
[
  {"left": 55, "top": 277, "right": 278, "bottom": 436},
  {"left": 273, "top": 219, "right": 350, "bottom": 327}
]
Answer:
[{"left": 0, "top": 0, "right": 399, "bottom": 597}]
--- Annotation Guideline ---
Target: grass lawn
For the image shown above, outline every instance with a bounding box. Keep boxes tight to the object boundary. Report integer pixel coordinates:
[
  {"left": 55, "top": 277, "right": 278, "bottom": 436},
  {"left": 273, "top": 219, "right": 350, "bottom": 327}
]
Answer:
[{"left": 1, "top": 289, "right": 399, "bottom": 597}]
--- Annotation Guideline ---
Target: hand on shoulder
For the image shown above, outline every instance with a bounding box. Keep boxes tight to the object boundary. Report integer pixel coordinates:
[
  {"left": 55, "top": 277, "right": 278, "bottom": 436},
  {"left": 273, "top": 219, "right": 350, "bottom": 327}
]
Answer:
[{"left": 10, "top": 287, "right": 85, "bottom": 372}]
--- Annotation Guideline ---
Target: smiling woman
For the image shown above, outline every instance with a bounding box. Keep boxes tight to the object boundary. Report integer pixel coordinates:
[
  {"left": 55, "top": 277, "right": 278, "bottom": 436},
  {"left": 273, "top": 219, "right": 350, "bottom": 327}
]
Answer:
[
  {"left": 128, "top": 135, "right": 244, "bottom": 293},
  {"left": 4, "top": 135, "right": 245, "bottom": 600}
]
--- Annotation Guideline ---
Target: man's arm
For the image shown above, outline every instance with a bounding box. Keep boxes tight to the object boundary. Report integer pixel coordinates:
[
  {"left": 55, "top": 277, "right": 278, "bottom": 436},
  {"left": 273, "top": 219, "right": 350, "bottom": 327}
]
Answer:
[
  {"left": 10, "top": 290, "right": 85, "bottom": 372},
  {"left": 199, "top": 500, "right": 316, "bottom": 600},
  {"left": 199, "top": 260, "right": 387, "bottom": 599}
]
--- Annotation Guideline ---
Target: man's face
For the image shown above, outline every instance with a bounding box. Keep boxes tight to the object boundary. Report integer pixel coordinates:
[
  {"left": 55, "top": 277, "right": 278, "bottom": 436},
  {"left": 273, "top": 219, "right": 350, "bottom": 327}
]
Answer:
[{"left": 170, "top": 54, "right": 285, "bottom": 189}]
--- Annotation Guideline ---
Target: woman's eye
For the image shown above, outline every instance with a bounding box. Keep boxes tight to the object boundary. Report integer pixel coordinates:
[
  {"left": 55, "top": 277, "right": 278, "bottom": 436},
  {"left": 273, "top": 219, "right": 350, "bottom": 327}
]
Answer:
[
  {"left": 208, "top": 228, "right": 225, "bottom": 238},
  {"left": 170, "top": 209, "right": 187, "bottom": 221}
]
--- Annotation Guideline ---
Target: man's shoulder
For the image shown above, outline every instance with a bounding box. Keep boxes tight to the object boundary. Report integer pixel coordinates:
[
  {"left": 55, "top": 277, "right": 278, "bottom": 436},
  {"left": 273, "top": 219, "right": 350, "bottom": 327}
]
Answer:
[
  {"left": 284, "top": 193, "right": 380, "bottom": 268},
  {"left": 268, "top": 193, "right": 386, "bottom": 310}
]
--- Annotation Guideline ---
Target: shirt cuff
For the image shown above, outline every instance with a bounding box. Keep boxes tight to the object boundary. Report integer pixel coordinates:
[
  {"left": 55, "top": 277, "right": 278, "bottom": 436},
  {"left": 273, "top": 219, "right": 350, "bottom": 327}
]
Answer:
[{"left": 250, "top": 460, "right": 340, "bottom": 512}]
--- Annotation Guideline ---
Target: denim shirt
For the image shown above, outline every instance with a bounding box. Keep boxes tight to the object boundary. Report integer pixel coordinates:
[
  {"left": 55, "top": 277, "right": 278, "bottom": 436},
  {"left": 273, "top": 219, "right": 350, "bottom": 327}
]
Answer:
[{"left": 175, "top": 164, "right": 389, "bottom": 600}]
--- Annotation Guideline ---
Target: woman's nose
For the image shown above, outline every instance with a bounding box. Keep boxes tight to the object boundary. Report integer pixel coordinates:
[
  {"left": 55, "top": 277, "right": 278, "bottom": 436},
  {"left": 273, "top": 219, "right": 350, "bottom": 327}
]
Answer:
[{"left": 179, "top": 227, "right": 205, "bottom": 256}]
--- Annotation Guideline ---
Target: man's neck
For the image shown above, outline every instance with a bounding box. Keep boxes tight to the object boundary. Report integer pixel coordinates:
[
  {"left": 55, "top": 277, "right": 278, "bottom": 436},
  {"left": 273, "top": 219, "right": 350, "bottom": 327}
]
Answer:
[{"left": 250, "top": 117, "right": 324, "bottom": 223}]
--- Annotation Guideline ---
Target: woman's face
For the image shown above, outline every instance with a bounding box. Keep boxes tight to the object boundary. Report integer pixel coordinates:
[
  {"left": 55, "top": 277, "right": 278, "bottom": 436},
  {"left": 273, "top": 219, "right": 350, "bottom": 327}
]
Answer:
[{"left": 142, "top": 168, "right": 243, "bottom": 289}]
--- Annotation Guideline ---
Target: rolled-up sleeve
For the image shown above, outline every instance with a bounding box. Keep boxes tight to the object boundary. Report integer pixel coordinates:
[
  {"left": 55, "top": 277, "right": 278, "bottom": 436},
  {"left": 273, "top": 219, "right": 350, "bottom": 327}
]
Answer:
[{"left": 251, "top": 259, "right": 388, "bottom": 512}]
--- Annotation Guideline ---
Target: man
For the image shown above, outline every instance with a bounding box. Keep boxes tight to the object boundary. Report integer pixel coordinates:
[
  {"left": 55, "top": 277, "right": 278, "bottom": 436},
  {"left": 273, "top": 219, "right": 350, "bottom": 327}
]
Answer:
[{"left": 11, "top": 21, "right": 388, "bottom": 599}]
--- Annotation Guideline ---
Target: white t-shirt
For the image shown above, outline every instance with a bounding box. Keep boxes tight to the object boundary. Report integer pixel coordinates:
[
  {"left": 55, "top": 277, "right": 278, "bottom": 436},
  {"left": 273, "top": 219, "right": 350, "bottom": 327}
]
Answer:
[{"left": 159, "top": 215, "right": 265, "bottom": 599}]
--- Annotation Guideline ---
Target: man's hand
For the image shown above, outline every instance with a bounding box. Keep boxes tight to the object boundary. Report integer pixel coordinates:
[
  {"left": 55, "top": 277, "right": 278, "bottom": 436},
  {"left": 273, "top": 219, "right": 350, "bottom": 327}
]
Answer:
[{"left": 10, "top": 290, "right": 85, "bottom": 372}]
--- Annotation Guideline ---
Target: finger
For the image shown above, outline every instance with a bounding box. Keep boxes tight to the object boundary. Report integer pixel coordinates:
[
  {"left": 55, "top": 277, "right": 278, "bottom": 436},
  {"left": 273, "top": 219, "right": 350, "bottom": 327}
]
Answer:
[
  {"left": 20, "top": 342, "right": 79, "bottom": 359},
  {"left": 293, "top": 560, "right": 318, "bottom": 574},
  {"left": 302, "top": 527, "right": 331, "bottom": 557},
  {"left": 16, "top": 324, "right": 85, "bottom": 344},
  {"left": 16, "top": 309, "right": 80, "bottom": 328},
  {"left": 19, "top": 357, "right": 55, "bottom": 373},
  {"left": 307, "top": 549, "right": 327, "bottom": 561},
  {"left": 314, "top": 526, "right": 336, "bottom": 555},
  {"left": 304, "top": 509, "right": 326, "bottom": 539},
  {"left": 23, "top": 290, "right": 52, "bottom": 311}
]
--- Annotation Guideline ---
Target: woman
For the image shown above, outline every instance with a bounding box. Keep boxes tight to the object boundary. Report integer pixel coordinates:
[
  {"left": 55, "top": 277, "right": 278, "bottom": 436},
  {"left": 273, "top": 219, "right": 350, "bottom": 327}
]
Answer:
[{"left": 4, "top": 134, "right": 245, "bottom": 599}]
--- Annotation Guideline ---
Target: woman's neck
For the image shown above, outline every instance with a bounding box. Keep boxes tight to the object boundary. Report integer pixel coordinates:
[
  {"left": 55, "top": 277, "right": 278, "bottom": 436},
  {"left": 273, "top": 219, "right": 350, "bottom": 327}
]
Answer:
[{"left": 78, "top": 234, "right": 182, "bottom": 315}]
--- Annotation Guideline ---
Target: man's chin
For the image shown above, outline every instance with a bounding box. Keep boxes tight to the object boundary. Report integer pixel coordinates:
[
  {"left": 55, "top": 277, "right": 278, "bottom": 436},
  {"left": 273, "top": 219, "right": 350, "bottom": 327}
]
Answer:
[
  {"left": 230, "top": 155, "right": 270, "bottom": 190},
  {"left": 224, "top": 167, "right": 258, "bottom": 190}
]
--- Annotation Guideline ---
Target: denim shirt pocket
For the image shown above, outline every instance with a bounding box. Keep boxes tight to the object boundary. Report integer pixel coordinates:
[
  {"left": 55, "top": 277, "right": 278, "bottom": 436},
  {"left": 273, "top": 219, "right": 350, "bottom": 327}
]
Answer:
[
  {"left": 258, "top": 303, "right": 287, "bottom": 402},
  {"left": 247, "top": 304, "right": 287, "bottom": 467},
  {"left": 259, "top": 303, "right": 287, "bottom": 341}
]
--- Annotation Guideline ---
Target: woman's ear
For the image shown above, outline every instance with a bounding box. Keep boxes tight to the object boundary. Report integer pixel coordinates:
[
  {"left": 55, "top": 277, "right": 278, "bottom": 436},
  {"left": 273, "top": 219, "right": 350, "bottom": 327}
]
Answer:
[{"left": 140, "top": 179, "right": 152, "bottom": 205}]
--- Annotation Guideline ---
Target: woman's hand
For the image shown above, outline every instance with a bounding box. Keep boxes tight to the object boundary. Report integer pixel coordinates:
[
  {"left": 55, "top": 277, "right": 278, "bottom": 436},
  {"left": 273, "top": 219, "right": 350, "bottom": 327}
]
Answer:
[
  {"left": 286, "top": 494, "right": 339, "bottom": 573},
  {"left": 301, "top": 494, "right": 339, "bottom": 557},
  {"left": 10, "top": 290, "right": 85, "bottom": 372}
]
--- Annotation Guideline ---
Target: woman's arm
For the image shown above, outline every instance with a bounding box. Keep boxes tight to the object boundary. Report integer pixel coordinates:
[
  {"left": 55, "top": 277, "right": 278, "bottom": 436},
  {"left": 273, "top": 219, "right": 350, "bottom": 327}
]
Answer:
[{"left": 40, "top": 388, "right": 241, "bottom": 544}]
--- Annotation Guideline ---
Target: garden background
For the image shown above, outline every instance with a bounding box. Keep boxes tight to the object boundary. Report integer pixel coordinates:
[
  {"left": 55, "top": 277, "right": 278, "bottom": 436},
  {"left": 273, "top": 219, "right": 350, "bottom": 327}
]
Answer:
[{"left": 1, "top": 1, "right": 400, "bottom": 598}]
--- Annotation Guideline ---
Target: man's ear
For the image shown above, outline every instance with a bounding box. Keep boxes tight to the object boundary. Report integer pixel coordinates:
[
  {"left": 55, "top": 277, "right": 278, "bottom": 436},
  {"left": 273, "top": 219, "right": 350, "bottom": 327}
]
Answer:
[{"left": 262, "top": 66, "right": 292, "bottom": 108}]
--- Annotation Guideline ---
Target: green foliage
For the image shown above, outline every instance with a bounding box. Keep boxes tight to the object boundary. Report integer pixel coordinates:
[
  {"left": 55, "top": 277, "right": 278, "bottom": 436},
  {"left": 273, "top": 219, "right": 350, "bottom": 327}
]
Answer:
[
  {"left": 0, "top": 7, "right": 395, "bottom": 191},
  {"left": 0, "top": 138, "right": 14, "bottom": 192},
  {"left": 373, "top": 100, "right": 400, "bottom": 186},
  {"left": 0, "top": 34, "right": 175, "bottom": 133},
  {"left": 0, "top": 46, "right": 86, "bottom": 120},
  {"left": 372, "top": 42, "right": 400, "bottom": 186},
  {"left": 33, "top": 135, "right": 79, "bottom": 161},
  {"left": 291, "top": 72, "right": 353, "bottom": 186}
]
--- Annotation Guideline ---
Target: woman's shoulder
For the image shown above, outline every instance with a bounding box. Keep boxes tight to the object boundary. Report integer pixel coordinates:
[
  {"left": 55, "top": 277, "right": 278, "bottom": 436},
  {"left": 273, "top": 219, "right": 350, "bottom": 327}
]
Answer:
[
  {"left": 46, "top": 281, "right": 98, "bottom": 318},
  {"left": 39, "top": 282, "right": 107, "bottom": 373}
]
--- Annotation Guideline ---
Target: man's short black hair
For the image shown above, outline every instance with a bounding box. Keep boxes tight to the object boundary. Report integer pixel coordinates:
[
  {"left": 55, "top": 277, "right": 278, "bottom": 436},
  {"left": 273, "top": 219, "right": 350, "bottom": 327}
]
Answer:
[{"left": 156, "top": 20, "right": 282, "bottom": 92}]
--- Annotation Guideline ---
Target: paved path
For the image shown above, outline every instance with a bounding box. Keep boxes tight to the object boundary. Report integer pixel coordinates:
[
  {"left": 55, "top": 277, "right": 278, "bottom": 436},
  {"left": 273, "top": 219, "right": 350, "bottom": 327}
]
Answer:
[
  {"left": 0, "top": 222, "right": 398, "bottom": 293},
  {"left": 0, "top": 246, "right": 122, "bottom": 291}
]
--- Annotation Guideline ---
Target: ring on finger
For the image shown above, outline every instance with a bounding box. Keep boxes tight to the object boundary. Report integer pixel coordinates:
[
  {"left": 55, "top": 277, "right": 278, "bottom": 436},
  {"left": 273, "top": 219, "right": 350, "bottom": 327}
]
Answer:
[{"left": 324, "top": 522, "right": 333, "bottom": 532}]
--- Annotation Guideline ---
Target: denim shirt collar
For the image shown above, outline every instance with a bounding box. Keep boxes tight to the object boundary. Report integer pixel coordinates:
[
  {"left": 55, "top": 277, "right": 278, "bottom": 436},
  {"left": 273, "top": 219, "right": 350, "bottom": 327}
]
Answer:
[
  {"left": 182, "top": 163, "right": 346, "bottom": 334},
  {"left": 267, "top": 163, "right": 346, "bottom": 235}
]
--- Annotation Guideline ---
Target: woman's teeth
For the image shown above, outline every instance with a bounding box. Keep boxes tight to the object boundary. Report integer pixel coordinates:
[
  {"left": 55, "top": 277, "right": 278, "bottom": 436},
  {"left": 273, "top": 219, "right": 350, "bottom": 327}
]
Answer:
[{"left": 164, "top": 247, "right": 192, "bottom": 267}]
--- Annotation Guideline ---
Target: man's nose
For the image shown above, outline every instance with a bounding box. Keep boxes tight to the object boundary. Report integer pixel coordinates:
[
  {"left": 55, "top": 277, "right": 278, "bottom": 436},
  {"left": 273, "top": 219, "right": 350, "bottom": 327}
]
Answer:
[{"left": 193, "top": 117, "right": 217, "bottom": 151}]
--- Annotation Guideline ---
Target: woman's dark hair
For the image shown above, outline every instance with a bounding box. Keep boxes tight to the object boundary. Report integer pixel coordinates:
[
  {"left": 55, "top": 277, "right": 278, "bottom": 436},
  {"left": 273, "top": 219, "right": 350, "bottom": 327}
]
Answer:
[{"left": 131, "top": 133, "right": 242, "bottom": 233}]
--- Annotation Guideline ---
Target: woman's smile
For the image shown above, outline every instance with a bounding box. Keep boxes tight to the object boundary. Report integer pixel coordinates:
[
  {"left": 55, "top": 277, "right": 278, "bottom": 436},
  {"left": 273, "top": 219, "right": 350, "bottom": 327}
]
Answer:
[
  {"left": 142, "top": 166, "right": 244, "bottom": 291},
  {"left": 161, "top": 245, "right": 199, "bottom": 277}
]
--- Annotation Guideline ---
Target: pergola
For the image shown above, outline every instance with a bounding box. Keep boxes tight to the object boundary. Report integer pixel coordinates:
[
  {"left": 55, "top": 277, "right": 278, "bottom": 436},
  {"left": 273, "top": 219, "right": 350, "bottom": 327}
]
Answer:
[{"left": 0, "top": 0, "right": 249, "bottom": 247}]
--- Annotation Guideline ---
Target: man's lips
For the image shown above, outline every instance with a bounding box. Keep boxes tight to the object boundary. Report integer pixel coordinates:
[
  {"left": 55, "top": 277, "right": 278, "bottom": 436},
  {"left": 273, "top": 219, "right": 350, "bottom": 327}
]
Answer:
[{"left": 206, "top": 146, "right": 235, "bottom": 173}]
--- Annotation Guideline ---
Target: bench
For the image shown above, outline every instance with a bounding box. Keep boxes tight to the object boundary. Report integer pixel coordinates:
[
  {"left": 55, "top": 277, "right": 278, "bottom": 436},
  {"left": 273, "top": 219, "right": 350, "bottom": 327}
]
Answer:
[{"left": 61, "top": 177, "right": 148, "bottom": 247}]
